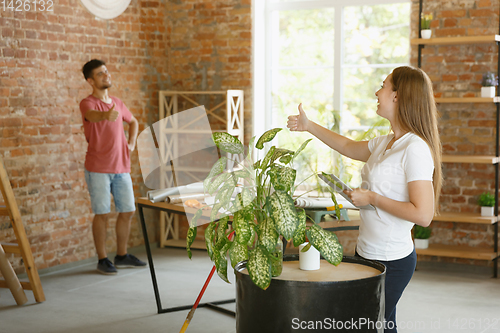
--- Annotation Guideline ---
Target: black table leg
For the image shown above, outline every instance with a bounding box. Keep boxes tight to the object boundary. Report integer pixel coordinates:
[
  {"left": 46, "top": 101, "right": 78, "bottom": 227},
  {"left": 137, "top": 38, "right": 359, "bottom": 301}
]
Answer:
[
  {"left": 201, "top": 299, "right": 237, "bottom": 317},
  {"left": 138, "top": 203, "right": 163, "bottom": 313},
  {"left": 137, "top": 202, "right": 236, "bottom": 316}
]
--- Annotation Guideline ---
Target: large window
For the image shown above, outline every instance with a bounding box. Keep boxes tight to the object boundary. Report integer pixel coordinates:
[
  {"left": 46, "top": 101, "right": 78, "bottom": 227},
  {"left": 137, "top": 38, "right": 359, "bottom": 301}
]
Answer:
[{"left": 254, "top": 0, "right": 410, "bottom": 189}]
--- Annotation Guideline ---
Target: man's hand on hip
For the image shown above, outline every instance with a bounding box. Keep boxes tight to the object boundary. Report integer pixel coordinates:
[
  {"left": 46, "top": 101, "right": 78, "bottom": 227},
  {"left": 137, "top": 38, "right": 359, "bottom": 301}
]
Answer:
[{"left": 128, "top": 141, "right": 136, "bottom": 152}]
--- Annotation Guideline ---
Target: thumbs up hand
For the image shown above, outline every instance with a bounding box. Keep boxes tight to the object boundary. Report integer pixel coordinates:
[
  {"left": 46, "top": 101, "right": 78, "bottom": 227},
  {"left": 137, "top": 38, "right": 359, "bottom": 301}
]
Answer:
[
  {"left": 287, "top": 103, "right": 310, "bottom": 132},
  {"left": 104, "top": 104, "right": 119, "bottom": 122}
]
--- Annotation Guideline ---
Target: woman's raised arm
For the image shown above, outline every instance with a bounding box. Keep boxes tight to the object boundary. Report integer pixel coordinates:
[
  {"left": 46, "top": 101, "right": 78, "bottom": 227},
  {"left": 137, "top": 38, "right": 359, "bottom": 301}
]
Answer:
[{"left": 287, "top": 103, "right": 371, "bottom": 162}]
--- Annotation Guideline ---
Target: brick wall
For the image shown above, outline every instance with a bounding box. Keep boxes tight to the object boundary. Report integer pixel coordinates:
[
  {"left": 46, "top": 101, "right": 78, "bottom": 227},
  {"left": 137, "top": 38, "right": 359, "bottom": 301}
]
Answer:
[
  {"left": 411, "top": 0, "right": 499, "bottom": 266},
  {"left": 1, "top": 0, "right": 496, "bottom": 274},
  {"left": 166, "top": 0, "right": 252, "bottom": 242},
  {"left": 0, "top": 0, "right": 252, "bottom": 273},
  {"left": 167, "top": 0, "right": 252, "bottom": 143}
]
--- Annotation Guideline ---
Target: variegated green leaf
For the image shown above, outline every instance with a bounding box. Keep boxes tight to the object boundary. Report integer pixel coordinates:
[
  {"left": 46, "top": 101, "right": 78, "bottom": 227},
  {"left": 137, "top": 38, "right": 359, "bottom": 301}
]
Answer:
[
  {"left": 260, "top": 146, "right": 276, "bottom": 170},
  {"left": 267, "top": 240, "right": 282, "bottom": 263},
  {"left": 257, "top": 217, "right": 279, "bottom": 252},
  {"left": 247, "top": 223, "right": 257, "bottom": 247},
  {"left": 204, "top": 156, "right": 227, "bottom": 192},
  {"left": 300, "top": 242, "right": 312, "bottom": 252},
  {"left": 255, "top": 128, "right": 282, "bottom": 150},
  {"left": 207, "top": 172, "right": 231, "bottom": 195},
  {"left": 229, "top": 241, "right": 248, "bottom": 269},
  {"left": 247, "top": 245, "right": 271, "bottom": 290},
  {"left": 215, "top": 216, "right": 229, "bottom": 250},
  {"left": 214, "top": 240, "right": 231, "bottom": 283},
  {"left": 189, "top": 208, "right": 203, "bottom": 228},
  {"left": 213, "top": 132, "right": 244, "bottom": 154},
  {"left": 321, "top": 172, "right": 346, "bottom": 191},
  {"left": 329, "top": 189, "right": 341, "bottom": 220},
  {"left": 244, "top": 202, "right": 256, "bottom": 221},
  {"left": 280, "top": 167, "right": 296, "bottom": 192},
  {"left": 269, "top": 239, "right": 283, "bottom": 277},
  {"left": 253, "top": 160, "right": 261, "bottom": 169},
  {"left": 241, "top": 187, "right": 255, "bottom": 208},
  {"left": 186, "top": 208, "right": 203, "bottom": 259},
  {"left": 245, "top": 136, "right": 256, "bottom": 163},
  {"left": 306, "top": 224, "right": 343, "bottom": 266},
  {"left": 228, "top": 189, "right": 247, "bottom": 215},
  {"left": 231, "top": 192, "right": 244, "bottom": 212},
  {"left": 279, "top": 155, "right": 293, "bottom": 164},
  {"left": 267, "top": 165, "right": 281, "bottom": 189},
  {"left": 233, "top": 169, "right": 250, "bottom": 179},
  {"left": 210, "top": 202, "right": 223, "bottom": 221},
  {"left": 233, "top": 210, "right": 253, "bottom": 244},
  {"left": 269, "top": 166, "right": 296, "bottom": 192},
  {"left": 267, "top": 191, "right": 298, "bottom": 241},
  {"left": 294, "top": 138, "right": 312, "bottom": 159},
  {"left": 215, "top": 183, "right": 236, "bottom": 211},
  {"left": 186, "top": 226, "right": 197, "bottom": 259},
  {"left": 204, "top": 222, "right": 216, "bottom": 261},
  {"left": 293, "top": 208, "right": 307, "bottom": 247},
  {"left": 272, "top": 148, "right": 294, "bottom": 163}
]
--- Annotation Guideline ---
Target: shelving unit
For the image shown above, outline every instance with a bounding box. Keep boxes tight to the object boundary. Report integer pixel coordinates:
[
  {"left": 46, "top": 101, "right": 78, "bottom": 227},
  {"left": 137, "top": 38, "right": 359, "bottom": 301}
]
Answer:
[
  {"left": 417, "top": 244, "right": 497, "bottom": 261},
  {"left": 435, "top": 97, "right": 500, "bottom": 104},
  {"left": 432, "top": 212, "right": 498, "bottom": 224},
  {"left": 410, "top": 35, "right": 500, "bottom": 45},
  {"left": 415, "top": 0, "right": 499, "bottom": 277},
  {"left": 157, "top": 90, "right": 244, "bottom": 248},
  {"left": 441, "top": 155, "right": 500, "bottom": 164}
]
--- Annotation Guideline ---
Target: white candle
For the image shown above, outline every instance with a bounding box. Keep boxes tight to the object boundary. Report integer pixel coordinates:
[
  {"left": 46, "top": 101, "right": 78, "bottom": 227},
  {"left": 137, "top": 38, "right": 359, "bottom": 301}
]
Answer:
[{"left": 299, "top": 242, "right": 320, "bottom": 270}]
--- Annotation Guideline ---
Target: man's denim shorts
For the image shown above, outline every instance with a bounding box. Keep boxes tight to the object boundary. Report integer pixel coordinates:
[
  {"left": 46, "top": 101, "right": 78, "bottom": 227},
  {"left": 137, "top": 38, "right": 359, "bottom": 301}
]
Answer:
[{"left": 84, "top": 169, "right": 136, "bottom": 215}]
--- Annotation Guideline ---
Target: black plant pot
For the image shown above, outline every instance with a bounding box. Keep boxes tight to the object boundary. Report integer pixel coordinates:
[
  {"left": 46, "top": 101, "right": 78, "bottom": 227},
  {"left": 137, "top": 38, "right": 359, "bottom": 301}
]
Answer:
[{"left": 234, "top": 255, "right": 386, "bottom": 333}]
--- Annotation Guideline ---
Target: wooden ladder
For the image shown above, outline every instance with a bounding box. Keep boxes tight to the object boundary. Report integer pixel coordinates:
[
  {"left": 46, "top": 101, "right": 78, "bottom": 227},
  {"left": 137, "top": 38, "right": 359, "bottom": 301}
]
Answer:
[{"left": 0, "top": 155, "right": 45, "bottom": 303}]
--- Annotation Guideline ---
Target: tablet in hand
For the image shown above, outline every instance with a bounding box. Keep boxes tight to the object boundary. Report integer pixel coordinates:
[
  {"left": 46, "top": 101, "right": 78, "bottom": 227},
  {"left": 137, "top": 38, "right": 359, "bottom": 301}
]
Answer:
[{"left": 319, "top": 172, "right": 375, "bottom": 210}]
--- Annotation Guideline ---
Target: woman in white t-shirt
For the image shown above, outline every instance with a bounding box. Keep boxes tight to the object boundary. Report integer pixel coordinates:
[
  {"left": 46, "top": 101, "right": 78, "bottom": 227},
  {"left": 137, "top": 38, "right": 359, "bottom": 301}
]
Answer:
[{"left": 287, "top": 66, "right": 442, "bottom": 333}]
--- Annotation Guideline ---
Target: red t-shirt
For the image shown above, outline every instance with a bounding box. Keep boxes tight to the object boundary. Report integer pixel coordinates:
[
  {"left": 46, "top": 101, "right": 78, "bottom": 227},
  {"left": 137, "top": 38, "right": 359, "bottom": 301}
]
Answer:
[{"left": 79, "top": 95, "right": 133, "bottom": 174}]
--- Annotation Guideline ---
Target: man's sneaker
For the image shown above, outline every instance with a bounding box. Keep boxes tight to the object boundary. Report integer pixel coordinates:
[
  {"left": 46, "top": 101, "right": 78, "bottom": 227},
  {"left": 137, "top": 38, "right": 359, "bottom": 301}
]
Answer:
[
  {"left": 114, "top": 254, "right": 147, "bottom": 268},
  {"left": 97, "top": 258, "right": 118, "bottom": 275}
]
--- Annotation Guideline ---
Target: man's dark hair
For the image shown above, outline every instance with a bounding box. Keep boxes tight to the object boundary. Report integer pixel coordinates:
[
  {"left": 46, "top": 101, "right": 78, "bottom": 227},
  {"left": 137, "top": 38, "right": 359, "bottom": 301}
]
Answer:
[{"left": 82, "top": 59, "right": 106, "bottom": 80}]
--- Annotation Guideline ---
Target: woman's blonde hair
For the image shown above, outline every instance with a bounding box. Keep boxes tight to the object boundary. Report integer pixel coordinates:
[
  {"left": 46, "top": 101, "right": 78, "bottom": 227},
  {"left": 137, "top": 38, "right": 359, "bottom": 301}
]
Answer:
[{"left": 391, "top": 66, "right": 442, "bottom": 213}]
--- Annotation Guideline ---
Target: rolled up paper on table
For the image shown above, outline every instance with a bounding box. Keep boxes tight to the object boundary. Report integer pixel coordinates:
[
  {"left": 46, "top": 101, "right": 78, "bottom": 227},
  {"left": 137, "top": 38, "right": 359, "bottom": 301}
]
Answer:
[
  {"left": 294, "top": 196, "right": 355, "bottom": 209},
  {"left": 147, "top": 187, "right": 176, "bottom": 203},
  {"left": 147, "top": 182, "right": 205, "bottom": 203},
  {"left": 167, "top": 193, "right": 209, "bottom": 204}
]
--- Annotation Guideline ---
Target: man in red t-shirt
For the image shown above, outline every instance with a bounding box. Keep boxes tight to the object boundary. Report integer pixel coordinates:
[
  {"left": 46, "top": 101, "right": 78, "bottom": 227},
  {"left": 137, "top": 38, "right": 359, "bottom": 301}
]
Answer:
[{"left": 80, "top": 59, "right": 146, "bottom": 275}]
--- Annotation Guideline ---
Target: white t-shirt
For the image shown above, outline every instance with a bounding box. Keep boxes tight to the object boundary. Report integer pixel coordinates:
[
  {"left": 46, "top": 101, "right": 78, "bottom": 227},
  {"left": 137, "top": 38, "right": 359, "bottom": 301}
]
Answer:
[{"left": 356, "top": 132, "right": 434, "bottom": 261}]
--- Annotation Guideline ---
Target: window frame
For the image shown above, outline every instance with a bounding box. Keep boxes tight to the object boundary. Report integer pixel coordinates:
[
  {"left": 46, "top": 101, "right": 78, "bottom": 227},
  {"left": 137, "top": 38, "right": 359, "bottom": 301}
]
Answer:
[{"left": 252, "top": 0, "right": 411, "bottom": 139}]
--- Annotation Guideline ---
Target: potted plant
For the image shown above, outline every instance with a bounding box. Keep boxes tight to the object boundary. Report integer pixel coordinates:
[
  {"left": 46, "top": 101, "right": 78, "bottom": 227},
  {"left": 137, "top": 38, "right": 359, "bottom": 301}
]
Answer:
[
  {"left": 481, "top": 72, "right": 498, "bottom": 98},
  {"left": 478, "top": 192, "right": 495, "bottom": 217},
  {"left": 420, "top": 13, "right": 433, "bottom": 39},
  {"left": 413, "top": 225, "right": 432, "bottom": 249},
  {"left": 186, "top": 128, "right": 344, "bottom": 290}
]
